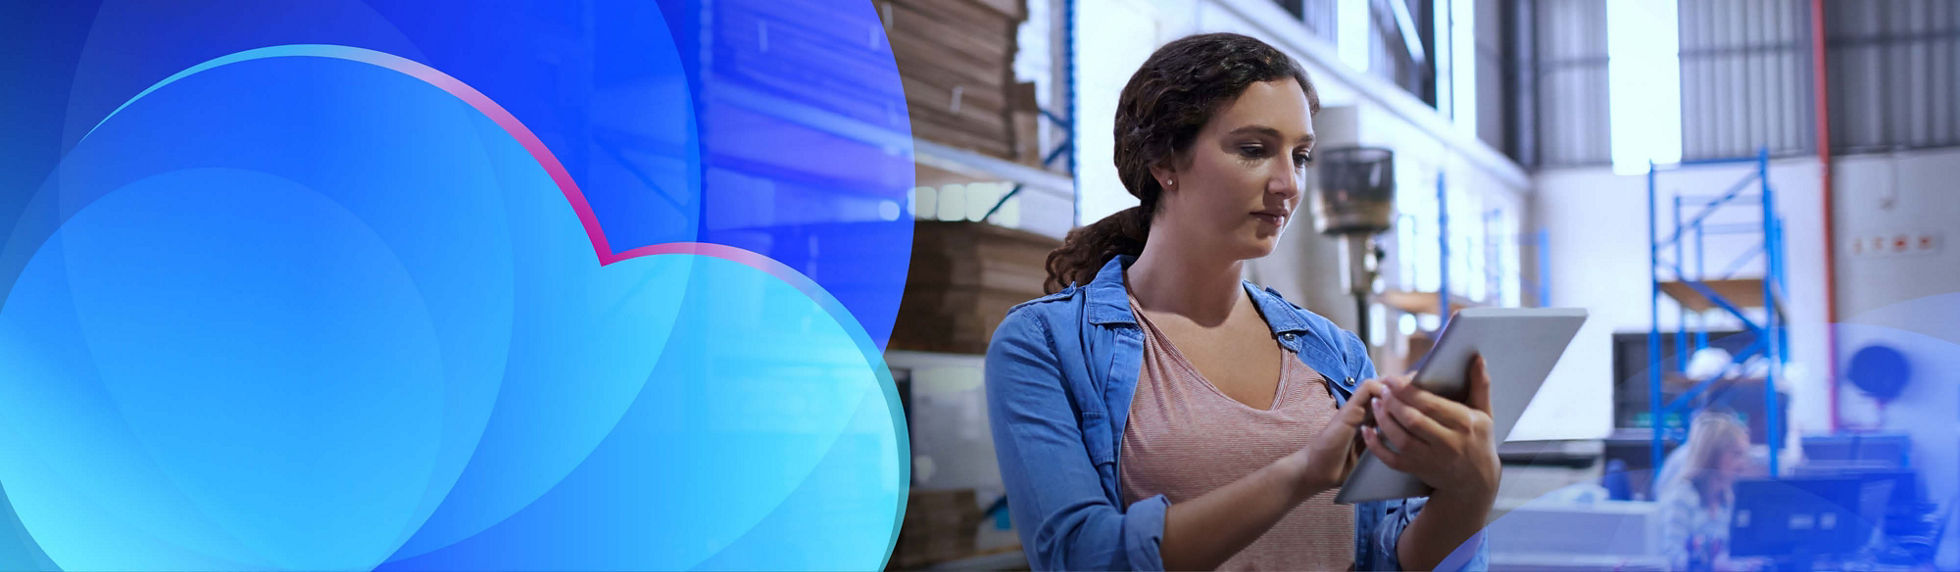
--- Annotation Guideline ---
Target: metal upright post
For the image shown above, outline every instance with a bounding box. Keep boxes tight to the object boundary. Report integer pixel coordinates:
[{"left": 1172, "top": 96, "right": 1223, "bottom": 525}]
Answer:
[
  {"left": 1648, "top": 161, "right": 1665, "bottom": 477},
  {"left": 1064, "top": 0, "right": 1079, "bottom": 224},
  {"left": 1759, "top": 148, "right": 1780, "bottom": 478},
  {"left": 1438, "top": 173, "right": 1451, "bottom": 323},
  {"left": 1674, "top": 196, "right": 1688, "bottom": 376},
  {"left": 1536, "top": 229, "right": 1550, "bottom": 307},
  {"left": 1484, "top": 209, "right": 1503, "bottom": 305},
  {"left": 1695, "top": 212, "right": 1708, "bottom": 354}
]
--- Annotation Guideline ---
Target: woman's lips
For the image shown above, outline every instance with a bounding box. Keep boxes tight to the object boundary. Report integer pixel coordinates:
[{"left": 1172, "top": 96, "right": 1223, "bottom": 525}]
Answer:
[{"left": 1252, "top": 212, "right": 1284, "bottom": 227}]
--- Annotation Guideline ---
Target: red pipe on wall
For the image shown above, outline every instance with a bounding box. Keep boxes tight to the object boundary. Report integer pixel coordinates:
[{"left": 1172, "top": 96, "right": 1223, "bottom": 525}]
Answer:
[{"left": 1811, "top": 0, "right": 1840, "bottom": 432}]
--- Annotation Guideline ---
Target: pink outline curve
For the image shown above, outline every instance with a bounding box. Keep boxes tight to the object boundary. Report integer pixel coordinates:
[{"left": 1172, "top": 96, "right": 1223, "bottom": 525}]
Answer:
[{"left": 76, "top": 42, "right": 911, "bottom": 568}]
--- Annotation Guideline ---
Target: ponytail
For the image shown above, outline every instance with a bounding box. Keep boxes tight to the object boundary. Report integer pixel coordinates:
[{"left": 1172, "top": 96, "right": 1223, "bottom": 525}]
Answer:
[{"left": 1042, "top": 204, "right": 1152, "bottom": 293}]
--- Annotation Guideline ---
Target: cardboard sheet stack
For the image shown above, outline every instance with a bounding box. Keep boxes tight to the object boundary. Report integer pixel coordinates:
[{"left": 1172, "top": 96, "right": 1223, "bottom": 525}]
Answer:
[
  {"left": 890, "top": 488, "right": 985, "bottom": 569},
  {"left": 880, "top": 0, "right": 1034, "bottom": 162},
  {"left": 893, "top": 221, "right": 1059, "bottom": 355}
]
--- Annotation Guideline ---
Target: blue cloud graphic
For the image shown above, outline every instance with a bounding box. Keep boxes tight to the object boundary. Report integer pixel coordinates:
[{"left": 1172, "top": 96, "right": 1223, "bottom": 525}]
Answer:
[{"left": 0, "top": 42, "right": 905, "bottom": 571}]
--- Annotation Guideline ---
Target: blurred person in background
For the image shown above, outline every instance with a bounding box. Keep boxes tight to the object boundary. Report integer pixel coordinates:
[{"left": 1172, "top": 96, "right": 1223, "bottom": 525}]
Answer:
[{"left": 1658, "top": 410, "right": 1761, "bottom": 571}]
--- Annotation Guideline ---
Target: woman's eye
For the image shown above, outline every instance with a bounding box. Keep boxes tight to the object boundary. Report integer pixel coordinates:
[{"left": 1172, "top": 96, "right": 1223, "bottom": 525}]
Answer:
[
  {"left": 1239, "top": 145, "right": 1267, "bottom": 157},
  {"left": 1293, "top": 153, "right": 1312, "bottom": 167}
]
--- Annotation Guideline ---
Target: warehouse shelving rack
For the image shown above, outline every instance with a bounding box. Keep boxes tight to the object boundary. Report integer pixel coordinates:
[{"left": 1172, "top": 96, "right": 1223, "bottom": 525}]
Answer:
[
  {"left": 1646, "top": 148, "right": 1789, "bottom": 479},
  {"left": 1383, "top": 172, "right": 1549, "bottom": 324},
  {"left": 979, "top": 0, "right": 1078, "bottom": 226},
  {"left": 1380, "top": 175, "right": 1470, "bottom": 321},
  {"left": 1481, "top": 208, "right": 1551, "bottom": 308}
]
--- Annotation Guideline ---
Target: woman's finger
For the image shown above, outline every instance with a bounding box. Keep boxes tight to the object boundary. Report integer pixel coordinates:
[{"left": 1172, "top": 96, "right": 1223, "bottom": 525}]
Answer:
[
  {"left": 1362, "top": 426, "right": 1404, "bottom": 469},
  {"left": 1468, "top": 353, "right": 1493, "bottom": 414},
  {"left": 1383, "top": 395, "right": 1459, "bottom": 447},
  {"left": 1382, "top": 373, "right": 1415, "bottom": 391},
  {"left": 1391, "top": 382, "right": 1477, "bottom": 432},
  {"left": 1333, "top": 379, "right": 1386, "bottom": 429},
  {"left": 1374, "top": 393, "right": 1426, "bottom": 450}
]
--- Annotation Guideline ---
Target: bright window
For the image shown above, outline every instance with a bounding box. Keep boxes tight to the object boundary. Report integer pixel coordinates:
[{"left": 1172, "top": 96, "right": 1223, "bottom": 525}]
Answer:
[{"left": 1607, "top": 0, "right": 1682, "bottom": 174}]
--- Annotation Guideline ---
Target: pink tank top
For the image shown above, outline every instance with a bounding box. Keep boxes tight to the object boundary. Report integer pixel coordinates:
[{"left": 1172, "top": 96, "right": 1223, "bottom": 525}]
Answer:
[{"left": 1120, "top": 292, "right": 1356, "bottom": 571}]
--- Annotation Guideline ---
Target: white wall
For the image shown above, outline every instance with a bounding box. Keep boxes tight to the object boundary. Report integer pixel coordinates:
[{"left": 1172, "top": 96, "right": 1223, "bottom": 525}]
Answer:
[{"left": 1831, "top": 149, "right": 1960, "bottom": 319}]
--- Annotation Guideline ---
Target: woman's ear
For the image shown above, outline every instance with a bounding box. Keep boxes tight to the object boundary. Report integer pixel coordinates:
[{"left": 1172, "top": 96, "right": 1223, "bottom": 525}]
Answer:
[{"left": 1147, "top": 161, "right": 1177, "bottom": 193}]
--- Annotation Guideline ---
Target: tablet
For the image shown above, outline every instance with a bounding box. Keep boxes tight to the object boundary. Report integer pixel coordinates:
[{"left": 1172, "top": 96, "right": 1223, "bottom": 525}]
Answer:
[{"left": 1333, "top": 307, "right": 1588, "bottom": 504}]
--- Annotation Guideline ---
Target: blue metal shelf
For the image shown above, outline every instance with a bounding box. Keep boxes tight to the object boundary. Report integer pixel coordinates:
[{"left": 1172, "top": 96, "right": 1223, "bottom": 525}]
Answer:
[
  {"left": 1394, "top": 173, "right": 1540, "bottom": 330},
  {"left": 1646, "top": 148, "right": 1790, "bottom": 482},
  {"left": 1439, "top": 173, "right": 1452, "bottom": 320},
  {"left": 1481, "top": 208, "right": 1552, "bottom": 308},
  {"left": 1429, "top": 173, "right": 1546, "bottom": 321},
  {"left": 982, "top": 0, "right": 1079, "bottom": 225}
]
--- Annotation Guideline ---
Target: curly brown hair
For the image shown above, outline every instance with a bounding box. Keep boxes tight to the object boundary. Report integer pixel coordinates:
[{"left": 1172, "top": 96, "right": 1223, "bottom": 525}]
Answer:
[{"left": 1042, "top": 33, "right": 1320, "bottom": 293}]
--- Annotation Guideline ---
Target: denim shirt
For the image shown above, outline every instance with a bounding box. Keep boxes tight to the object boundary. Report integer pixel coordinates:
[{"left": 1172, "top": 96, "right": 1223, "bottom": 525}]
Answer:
[{"left": 984, "top": 255, "right": 1488, "bottom": 571}]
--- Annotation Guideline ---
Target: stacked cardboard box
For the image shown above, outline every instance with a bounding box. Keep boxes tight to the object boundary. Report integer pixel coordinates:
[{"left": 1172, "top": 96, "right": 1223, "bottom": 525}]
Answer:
[
  {"left": 880, "top": 0, "right": 1030, "bottom": 161},
  {"left": 892, "top": 221, "right": 1060, "bottom": 355},
  {"left": 1008, "top": 81, "right": 1044, "bottom": 165},
  {"left": 890, "top": 488, "right": 985, "bottom": 569}
]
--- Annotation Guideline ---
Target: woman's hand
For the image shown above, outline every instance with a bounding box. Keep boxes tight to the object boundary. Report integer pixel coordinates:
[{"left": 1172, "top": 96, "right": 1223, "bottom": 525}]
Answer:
[
  {"left": 1360, "top": 354, "right": 1501, "bottom": 500},
  {"left": 1284, "top": 378, "right": 1387, "bottom": 499}
]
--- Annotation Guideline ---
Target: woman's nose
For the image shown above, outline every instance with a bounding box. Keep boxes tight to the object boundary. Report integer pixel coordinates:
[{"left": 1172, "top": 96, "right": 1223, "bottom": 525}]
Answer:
[{"left": 1268, "top": 166, "right": 1301, "bottom": 200}]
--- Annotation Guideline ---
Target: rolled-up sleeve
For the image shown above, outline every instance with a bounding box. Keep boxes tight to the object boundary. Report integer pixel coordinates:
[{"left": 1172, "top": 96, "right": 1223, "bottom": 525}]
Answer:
[
  {"left": 1364, "top": 498, "right": 1489, "bottom": 571},
  {"left": 986, "top": 309, "right": 1168, "bottom": 571},
  {"left": 1373, "top": 499, "right": 1417, "bottom": 570}
]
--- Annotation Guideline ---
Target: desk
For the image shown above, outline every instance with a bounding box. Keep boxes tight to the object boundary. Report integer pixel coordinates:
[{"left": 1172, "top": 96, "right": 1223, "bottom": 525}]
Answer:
[{"left": 1489, "top": 552, "right": 1667, "bottom": 571}]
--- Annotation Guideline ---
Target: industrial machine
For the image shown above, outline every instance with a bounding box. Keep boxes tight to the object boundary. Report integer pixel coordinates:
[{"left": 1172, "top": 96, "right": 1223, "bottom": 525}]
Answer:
[{"left": 1310, "top": 146, "right": 1396, "bottom": 344}]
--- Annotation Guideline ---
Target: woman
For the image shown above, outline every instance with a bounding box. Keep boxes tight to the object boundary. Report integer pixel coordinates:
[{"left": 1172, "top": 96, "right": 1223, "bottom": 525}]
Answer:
[
  {"left": 1658, "top": 411, "right": 1756, "bottom": 571},
  {"left": 984, "top": 33, "right": 1499, "bottom": 571}
]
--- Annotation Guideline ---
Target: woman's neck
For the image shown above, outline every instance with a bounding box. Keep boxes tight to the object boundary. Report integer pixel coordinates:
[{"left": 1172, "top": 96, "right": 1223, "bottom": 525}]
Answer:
[
  {"left": 1126, "top": 234, "right": 1244, "bottom": 326},
  {"left": 1692, "top": 473, "right": 1731, "bottom": 508}
]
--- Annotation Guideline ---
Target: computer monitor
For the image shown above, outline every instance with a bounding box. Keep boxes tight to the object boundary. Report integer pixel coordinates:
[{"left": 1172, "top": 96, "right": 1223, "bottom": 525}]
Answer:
[
  {"left": 1790, "top": 467, "right": 1920, "bottom": 514},
  {"left": 1730, "top": 477, "right": 1891, "bottom": 562},
  {"left": 1801, "top": 434, "right": 1911, "bottom": 469}
]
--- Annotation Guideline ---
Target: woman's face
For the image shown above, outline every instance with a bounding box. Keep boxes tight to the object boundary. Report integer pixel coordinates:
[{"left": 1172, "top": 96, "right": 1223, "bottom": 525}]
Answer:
[
  {"left": 1151, "top": 79, "right": 1315, "bottom": 260},
  {"left": 1712, "top": 434, "right": 1752, "bottom": 486}
]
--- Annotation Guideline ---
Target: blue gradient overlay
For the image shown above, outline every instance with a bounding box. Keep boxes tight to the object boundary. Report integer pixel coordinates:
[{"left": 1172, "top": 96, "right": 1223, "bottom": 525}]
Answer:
[{"left": 0, "top": 1, "right": 911, "bottom": 569}]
